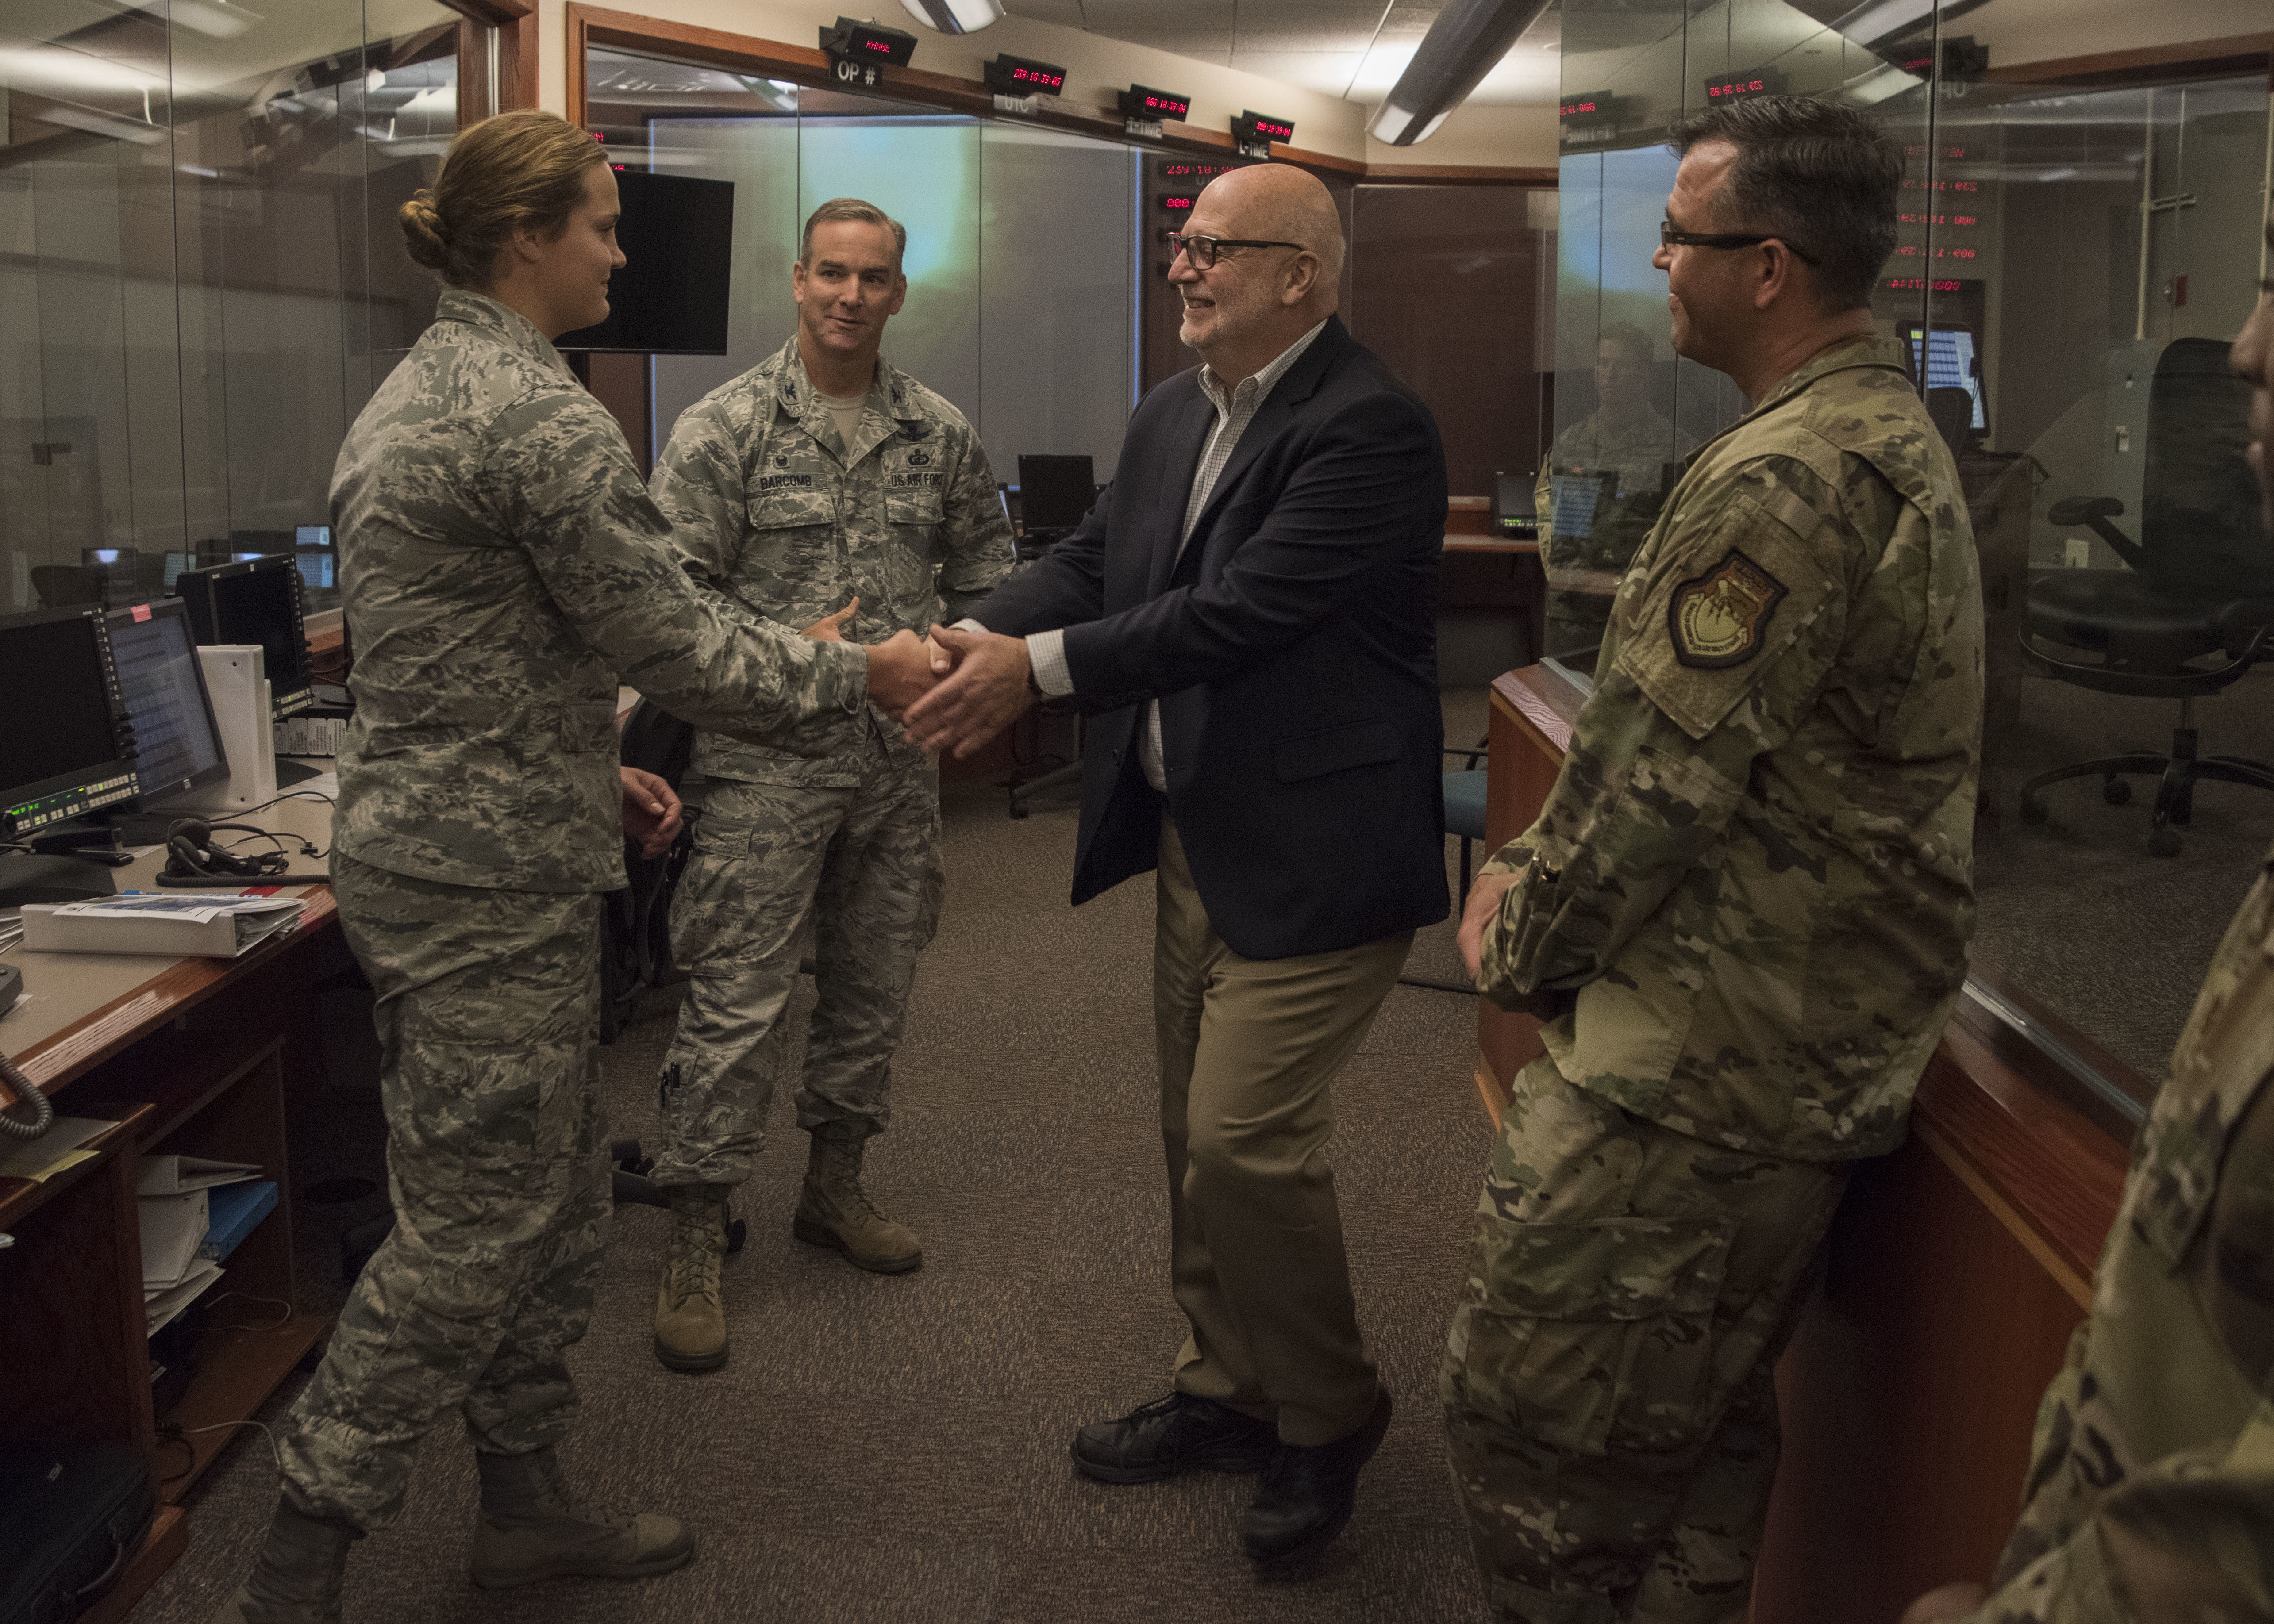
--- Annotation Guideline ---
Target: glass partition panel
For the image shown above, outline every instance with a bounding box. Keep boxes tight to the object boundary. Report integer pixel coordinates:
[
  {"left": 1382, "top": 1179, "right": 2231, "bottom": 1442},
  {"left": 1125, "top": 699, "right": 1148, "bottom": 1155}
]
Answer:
[
  {"left": 1557, "top": 0, "right": 2274, "bottom": 1090},
  {"left": 0, "top": 0, "right": 455, "bottom": 616},
  {"left": 1952, "top": 73, "right": 2273, "bottom": 1082}
]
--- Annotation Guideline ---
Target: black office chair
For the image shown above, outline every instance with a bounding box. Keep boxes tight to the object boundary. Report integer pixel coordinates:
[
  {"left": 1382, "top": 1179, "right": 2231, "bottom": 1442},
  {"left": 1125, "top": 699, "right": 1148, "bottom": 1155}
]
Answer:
[{"left": 2020, "top": 336, "right": 2274, "bottom": 857}]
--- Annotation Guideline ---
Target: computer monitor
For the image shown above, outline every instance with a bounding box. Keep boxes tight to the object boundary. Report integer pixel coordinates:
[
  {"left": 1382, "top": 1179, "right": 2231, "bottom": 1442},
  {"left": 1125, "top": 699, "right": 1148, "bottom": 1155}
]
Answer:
[
  {"left": 1016, "top": 455, "right": 1098, "bottom": 535},
  {"left": 1906, "top": 325, "right": 1987, "bottom": 432},
  {"left": 0, "top": 607, "right": 139, "bottom": 841},
  {"left": 106, "top": 599, "right": 229, "bottom": 804},
  {"left": 174, "top": 554, "right": 313, "bottom": 718}
]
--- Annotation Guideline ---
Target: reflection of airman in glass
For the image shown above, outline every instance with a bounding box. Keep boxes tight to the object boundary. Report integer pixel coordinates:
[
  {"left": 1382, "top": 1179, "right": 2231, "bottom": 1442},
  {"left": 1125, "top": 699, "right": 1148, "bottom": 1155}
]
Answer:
[{"left": 1533, "top": 322, "right": 1695, "bottom": 654}]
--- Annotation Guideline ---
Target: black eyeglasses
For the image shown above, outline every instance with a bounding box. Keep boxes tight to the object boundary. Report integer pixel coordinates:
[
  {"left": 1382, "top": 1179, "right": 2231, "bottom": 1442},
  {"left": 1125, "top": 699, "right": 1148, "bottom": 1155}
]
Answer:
[
  {"left": 1660, "top": 219, "right": 1821, "bottom": 267},
  {"left": 1164, "top": 232, "right": 1307, "bottom": 270}
]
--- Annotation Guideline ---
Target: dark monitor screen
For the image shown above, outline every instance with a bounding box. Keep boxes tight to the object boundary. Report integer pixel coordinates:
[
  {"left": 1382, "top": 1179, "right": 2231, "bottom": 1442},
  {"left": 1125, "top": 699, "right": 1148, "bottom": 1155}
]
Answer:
[
  {"left": 177, "top": 554, "right": 312, "bottom": 717},
  {"left": 1493, "top": 471, "right": 1538, "bottom": 521},
  {"left": 1017, "top": 455, "right": 1097, "bottom": 533},
  {"left": 0, "top": 608, "right": 135, "bottom": 831},
  {"left": 555, "top": 169, "right": 735, "bottom": 355},
  {"left": 108, "top": 600, "right": 228, "bottom": 801}
]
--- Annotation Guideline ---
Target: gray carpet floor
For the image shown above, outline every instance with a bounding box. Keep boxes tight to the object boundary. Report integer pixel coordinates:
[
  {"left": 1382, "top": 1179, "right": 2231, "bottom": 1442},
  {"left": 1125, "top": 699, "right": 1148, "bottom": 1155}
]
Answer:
[
  {"left": 1974, "top": 667, "right": 2274, "bottom": 1081},
  {"left": 127, "top": 692, "right": 1498, "bottom": 1624}
]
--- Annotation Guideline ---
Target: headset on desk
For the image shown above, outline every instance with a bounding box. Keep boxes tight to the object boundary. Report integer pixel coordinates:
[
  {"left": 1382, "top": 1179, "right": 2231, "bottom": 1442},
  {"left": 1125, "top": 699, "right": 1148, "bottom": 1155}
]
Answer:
[{"left": 158, "top": 817, "right": 328, "bottom": 889}]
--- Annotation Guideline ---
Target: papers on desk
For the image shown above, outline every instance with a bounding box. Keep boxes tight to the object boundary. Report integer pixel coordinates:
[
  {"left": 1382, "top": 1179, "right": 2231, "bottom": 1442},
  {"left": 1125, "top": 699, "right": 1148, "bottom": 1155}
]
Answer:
[
  {"left": 139, "top": 1153, "right": 261, "bottom": 1195},
  {"left": 21, "top": 893, "right": 305, "bottom": 958},
  {"left": 0, "top": 1115, "right": 115, "bottom": 1183}
]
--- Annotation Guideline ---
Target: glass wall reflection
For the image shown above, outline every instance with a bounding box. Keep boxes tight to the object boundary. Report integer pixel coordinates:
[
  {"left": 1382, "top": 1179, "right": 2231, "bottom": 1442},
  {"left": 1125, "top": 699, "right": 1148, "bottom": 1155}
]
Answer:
[
  {"left": 1552, "top": 0, "right": 2274, "bottom": 1085},
  {"left": 588, "top": 50, "right": 1135, "bottom": 487},
  {"left": 0, "top": 0, "right": 458, "bottom": 615}
]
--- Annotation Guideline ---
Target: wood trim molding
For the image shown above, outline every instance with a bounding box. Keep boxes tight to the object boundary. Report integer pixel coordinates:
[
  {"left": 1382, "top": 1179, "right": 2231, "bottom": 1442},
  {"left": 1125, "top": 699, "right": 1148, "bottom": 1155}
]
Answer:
[
  {"left": 1363, "top": 164, "right": 1557, "bottom": 185},
  {"left": 437, "top": 0, "right": 532, "bottom": 23},
  {"left": 565, "top": 5, "right": 1540, "bottom": 183},
  {"left": 1985, "top": 31, "right": 2274, "bottom": 88}
]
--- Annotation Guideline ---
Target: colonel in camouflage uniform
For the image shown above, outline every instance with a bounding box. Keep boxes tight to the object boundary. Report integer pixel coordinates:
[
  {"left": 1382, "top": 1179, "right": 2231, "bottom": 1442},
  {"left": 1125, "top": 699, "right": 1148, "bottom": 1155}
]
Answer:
[
  {"left": 1532, "top": 323, "right": 1697, "bottom": 656},
  {"left": 1444, "top": 99, "right": 1983, "bottom": 1624},
  {"left": 213, "top": 115, "right": 935, "bottom": 1624},
  {"left": 1901, "top": 203, "right": 2274, "bottom": 1624},
  {"left": 646, "top": 197, "right": 1012, "bottom": 1373}
]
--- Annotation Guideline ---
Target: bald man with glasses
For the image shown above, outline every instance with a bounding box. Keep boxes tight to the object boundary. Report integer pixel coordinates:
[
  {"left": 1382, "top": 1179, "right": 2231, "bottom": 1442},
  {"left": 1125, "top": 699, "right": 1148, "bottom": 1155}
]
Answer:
[{"left": 907, "top": 162, "right": 1449, "bottom": 1570}]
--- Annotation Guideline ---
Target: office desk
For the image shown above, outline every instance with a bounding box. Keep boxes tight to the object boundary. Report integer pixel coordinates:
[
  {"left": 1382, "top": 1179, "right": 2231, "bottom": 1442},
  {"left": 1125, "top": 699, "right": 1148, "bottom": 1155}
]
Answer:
[
  {"left": 0, "top": 791, "right": 345, "bottom": 1624},
  {"left": 1474, "top": 666, "right": 2133, "bottom": 1622}
]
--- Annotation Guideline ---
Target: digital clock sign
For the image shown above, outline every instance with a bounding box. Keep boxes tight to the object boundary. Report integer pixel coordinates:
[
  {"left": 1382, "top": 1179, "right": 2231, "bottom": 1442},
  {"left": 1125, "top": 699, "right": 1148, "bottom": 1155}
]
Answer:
[
  {"left": 985, "top": 53, "right": 1067, "bottom": 95},
  {"left": 1235, "top": 111, "right": 1295, "bottom": 142},
  {"left": 1701, "top": 67, "right": 1786, "bottom": 102},
  {"left": 820, "top": 16, "right": 916, "bottom": 83},
  {"left": 1119, "top": 84, "right": 1192, "bottom": 121},
  {"left": 1559, "top": 90, "right": 1616, "bottom": 124},
  {"left": 1158, "top": 195, "right": 1195, "bottom": 213}
]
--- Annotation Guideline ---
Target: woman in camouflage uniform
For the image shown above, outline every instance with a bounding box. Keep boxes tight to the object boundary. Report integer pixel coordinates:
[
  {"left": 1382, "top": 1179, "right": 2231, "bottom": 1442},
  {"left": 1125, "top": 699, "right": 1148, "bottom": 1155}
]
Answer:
[{"left": 213, "top": 111, "right": 934, "bottom": 1624}]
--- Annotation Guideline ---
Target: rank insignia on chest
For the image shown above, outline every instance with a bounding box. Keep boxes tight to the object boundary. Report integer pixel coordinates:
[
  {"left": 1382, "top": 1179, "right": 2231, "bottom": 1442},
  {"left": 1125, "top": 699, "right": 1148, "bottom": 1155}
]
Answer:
[
  {"left": 773, "top": 453, "right": 790, "bottom": 468},
  {"left": 1667, "top": 548, "right": 1786, "bottom": 669}
]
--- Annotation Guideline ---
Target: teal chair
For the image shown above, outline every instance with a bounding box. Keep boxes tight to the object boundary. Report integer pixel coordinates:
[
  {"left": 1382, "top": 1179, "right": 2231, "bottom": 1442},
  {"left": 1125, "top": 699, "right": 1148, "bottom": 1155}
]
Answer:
[{"left": 1443, "top": 737, "right": 1489, "bottom": 898}]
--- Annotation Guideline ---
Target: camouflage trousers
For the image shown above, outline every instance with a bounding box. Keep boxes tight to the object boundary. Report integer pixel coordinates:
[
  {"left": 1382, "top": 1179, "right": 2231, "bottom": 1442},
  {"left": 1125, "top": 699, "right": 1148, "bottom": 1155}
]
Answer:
[
  {"left": 1442, "top": 1055, "right": 1848, "bottom": 1624},
  {"left": 649, "top": 759, "right": 943, "bottom": 1187},
  {"left": 281, "top": 854, "right": 610, "bottom": 1528}
]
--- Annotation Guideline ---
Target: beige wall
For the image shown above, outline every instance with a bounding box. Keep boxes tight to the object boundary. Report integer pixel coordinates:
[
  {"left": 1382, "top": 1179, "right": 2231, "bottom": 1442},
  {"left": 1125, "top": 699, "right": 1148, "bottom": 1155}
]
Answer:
[
  {"left": 1367, "top": 104, "right": 1559, "bottom": 169},
  {"left": 536, "top": 0, "right": 1373, "bottom": 157},
  {"left": 535, "top": 0, "right": 1564, "bottom": 168},
  {"left": 1977, "top": 0, "right": 2272, "bottom": 67}
]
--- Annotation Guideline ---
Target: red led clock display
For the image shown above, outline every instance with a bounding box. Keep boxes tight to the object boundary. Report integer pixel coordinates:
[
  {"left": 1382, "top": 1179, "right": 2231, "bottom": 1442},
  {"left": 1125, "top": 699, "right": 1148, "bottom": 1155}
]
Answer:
[
  {"left": 1159, "top": 196, "right": 1194, "bottom": 212},
  {"left": 1009, "top": 64, "right": 1064, "bottom": 90},
  {"left": 1251, "top": 116, "right": 1293, "bottom": 140}
]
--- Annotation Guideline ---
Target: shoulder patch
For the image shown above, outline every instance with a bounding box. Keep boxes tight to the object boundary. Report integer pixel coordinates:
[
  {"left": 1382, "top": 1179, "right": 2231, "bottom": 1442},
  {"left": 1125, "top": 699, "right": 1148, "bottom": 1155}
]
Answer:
[{"left": 1667, "top": 548, "right": 1787, "bottom": 669}]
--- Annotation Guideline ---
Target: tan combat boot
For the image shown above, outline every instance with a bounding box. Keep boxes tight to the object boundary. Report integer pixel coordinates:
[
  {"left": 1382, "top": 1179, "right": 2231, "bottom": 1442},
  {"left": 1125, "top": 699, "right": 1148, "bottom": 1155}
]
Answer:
[
  {"left": 207, "top": 1496, "right": 359, "bottom": 1623},
  {"left": 792, "top": 1131, "right": 922, "bottom": 1274},
  {"left": 653, "top": 1183, "right": 729, "bottom": 1372},
  {"left": 469, "top": 1445, "right": 694, "bottom": 1589}
]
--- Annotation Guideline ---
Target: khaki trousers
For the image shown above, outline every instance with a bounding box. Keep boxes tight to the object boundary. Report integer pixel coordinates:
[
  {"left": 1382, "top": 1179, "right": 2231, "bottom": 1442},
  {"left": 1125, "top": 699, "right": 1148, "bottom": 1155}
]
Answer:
[{"left": 1154, "top": 818, "right": 1412, "bottom": 1447}]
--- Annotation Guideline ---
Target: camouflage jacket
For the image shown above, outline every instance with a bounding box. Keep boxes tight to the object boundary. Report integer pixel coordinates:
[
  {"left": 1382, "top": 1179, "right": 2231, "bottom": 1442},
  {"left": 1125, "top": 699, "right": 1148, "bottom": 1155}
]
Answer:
[
  {"left": 1965, "top": 840, "right": 2274, "bottom": 1624},
  {"left": 1477, "top": 334, "right": 1984, "bottom": 1160},
  {"left": 652, "top": 336, "right": 1013, "bottom": 787},
  {"left": 1534, "top": 405, "right": 1697, "bottom": 592},
  {"left": 331, "top": 291, "right": 867, "bottom": 892}
]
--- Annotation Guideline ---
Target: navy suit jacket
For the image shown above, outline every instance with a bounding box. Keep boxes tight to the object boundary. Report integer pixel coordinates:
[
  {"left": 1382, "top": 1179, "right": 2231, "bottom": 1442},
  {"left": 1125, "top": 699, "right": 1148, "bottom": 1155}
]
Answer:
[{"left": 977, "top": 315, "right": 1449, "bottom": 960}]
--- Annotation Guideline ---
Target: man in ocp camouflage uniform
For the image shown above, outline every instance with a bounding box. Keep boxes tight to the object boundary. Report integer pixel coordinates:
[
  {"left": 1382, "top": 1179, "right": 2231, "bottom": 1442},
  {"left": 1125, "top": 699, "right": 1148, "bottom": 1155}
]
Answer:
[
  {"left": 1444, "top": 97, "right": 1983, "bottom": 1623},
  {"left": 1900, "top": 199, "right": 2274, "bottom": 1624},
  {"left": 1533, "top": 322, "right": 1697, "bottom": 656},
  {"left": 646, "top": 197, "right": 1013, "bottom": 1372}
]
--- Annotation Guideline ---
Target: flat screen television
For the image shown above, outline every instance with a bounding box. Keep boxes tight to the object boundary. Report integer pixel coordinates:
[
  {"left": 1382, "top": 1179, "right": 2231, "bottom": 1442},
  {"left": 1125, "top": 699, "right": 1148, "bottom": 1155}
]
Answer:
[{"left": 556, "top": 169, "right": 735, "bottom": 356}]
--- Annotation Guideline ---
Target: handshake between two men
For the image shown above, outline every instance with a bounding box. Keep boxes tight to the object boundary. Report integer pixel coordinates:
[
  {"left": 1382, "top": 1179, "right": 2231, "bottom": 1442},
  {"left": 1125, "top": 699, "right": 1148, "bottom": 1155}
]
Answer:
[{"left": 804, "top": 596, "right": 1037, "bottom": 758}]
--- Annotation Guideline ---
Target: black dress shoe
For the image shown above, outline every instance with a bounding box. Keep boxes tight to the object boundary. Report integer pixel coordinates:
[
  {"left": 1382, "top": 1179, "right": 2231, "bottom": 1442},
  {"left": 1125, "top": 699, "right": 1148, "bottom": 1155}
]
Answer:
[
  {"left": 1071, "top": 1391, "right": 1278, "bottom": 1485},
  {"left": 1240, "top": 1386, "right": 1393, "bottom": 1567}
]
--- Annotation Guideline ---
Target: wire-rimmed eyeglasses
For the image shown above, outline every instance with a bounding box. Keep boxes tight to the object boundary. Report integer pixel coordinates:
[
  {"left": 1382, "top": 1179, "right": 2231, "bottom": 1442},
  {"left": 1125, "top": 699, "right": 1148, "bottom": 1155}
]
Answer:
[
  {"left": 1164, "top": 232, "right": 1308, "bottom": 270},
  {"left": 1659, "top": 219, "right": 1822, "bottom": 267}
]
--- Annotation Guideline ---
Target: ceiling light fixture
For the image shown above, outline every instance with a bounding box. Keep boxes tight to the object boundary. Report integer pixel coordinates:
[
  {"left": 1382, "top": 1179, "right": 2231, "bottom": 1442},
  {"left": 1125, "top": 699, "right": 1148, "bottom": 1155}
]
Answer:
[
  {"left": 1369, "top": 0, "right": 1555, "bottom": 147},
  {"left": 897, "top": 0, "right": 1004, "bottom": 34}
]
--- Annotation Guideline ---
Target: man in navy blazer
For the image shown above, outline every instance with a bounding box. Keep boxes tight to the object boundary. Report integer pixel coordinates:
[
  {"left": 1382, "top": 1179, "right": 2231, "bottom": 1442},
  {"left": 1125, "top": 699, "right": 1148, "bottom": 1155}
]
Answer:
[{"left": 907, "top": 162, "right": 1447, "bottom": 1569}]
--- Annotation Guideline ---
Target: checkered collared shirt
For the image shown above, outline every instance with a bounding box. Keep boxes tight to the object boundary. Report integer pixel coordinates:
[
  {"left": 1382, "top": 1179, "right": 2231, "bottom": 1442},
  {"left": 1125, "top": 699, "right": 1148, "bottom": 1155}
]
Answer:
[{"left": 1026, "top": 319, "right": 1327, "bottom": 792}]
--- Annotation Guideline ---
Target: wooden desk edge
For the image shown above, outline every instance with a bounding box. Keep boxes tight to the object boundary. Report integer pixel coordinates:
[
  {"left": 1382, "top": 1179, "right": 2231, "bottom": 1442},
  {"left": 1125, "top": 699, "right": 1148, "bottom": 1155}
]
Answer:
[{"left": 2, "top": 889, "right": 338, "bottom": 1101}]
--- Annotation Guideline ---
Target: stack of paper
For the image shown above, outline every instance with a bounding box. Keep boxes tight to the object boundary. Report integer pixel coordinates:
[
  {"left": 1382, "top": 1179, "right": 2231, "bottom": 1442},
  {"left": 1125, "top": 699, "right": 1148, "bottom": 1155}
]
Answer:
[
  {"left": 141, "top": 1185, "right": 223, "bottom": 1336},
  {"left": 139, "top": 1154, "right": 261, "bottom": 1196},
  {"left": 22, "top": 894, "right": 305, "bottom": 958}
]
